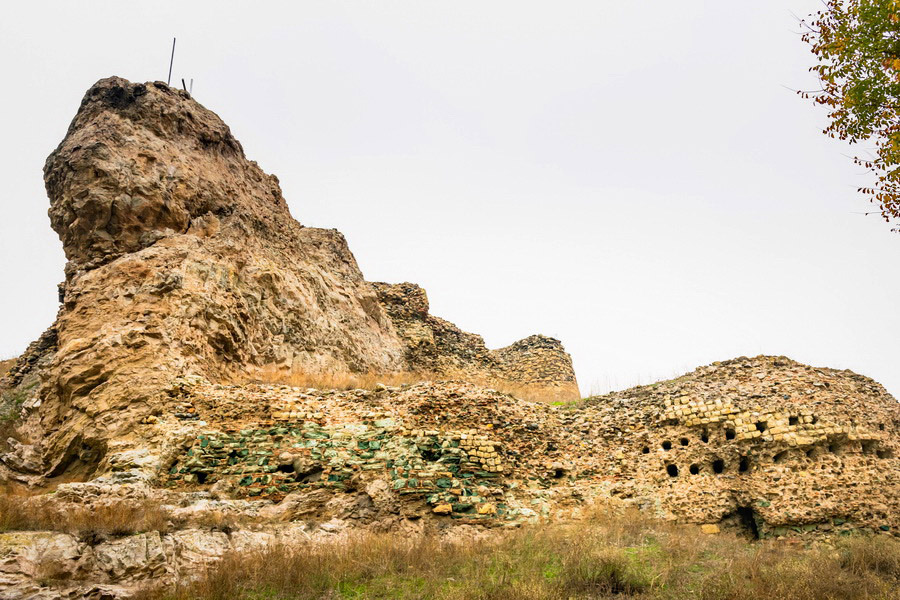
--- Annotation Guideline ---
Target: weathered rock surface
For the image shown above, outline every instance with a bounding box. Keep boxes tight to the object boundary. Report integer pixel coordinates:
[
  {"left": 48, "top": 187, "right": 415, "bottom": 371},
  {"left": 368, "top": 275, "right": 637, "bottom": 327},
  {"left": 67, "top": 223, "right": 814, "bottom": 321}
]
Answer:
[
  {"left": 0, "top": 523, "right": 356, "bottom": 599},
  {"left": 0, "top": 77, "right": 577, "bottom": 482},
  {"left": 372, "top": 282, "right": 579, "bottom": 400}
]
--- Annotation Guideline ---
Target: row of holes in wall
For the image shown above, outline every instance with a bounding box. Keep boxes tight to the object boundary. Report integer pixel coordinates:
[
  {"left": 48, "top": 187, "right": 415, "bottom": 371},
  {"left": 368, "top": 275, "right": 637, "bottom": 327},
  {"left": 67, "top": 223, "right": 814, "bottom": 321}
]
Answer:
[
  {"left": 666, "top": 457, "right": 745, "bottom": 477},
  {"left": 663, "top": 444, "right": 896, "bottom": 478},
  {"left": 644, "top": 420, "right": 893, "bottom": 454}
]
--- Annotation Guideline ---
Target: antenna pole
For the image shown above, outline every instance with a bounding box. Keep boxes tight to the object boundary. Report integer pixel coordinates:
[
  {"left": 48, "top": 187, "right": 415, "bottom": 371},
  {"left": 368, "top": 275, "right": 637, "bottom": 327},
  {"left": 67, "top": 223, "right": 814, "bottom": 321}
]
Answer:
[
  {"left": 189, "top": 78, "right": 193, "bottom": 94},
  {"left": 167, "top": 37, "right": 176, "bottom": 85}
]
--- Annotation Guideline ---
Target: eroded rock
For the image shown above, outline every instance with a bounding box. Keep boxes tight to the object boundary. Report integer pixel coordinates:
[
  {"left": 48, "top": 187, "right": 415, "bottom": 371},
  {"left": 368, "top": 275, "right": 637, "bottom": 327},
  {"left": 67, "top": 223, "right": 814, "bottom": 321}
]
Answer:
[{"left": 1, "top": 77, "right": 577, "bottom": 481}]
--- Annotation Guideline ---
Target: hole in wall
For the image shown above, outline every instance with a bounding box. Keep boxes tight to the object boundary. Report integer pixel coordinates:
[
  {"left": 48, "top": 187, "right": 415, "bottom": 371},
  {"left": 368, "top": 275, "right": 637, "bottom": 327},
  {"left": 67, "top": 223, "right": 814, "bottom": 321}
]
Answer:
[
  {"left": 700, "top": 430, "right": 709, "bottom": 443},
  {"left": 737, "top": 506, "right": 760, "bottom": 539},
  {"left": 276, "top": 463, "right": 295, "bottom": 474},
  {"left": 725, "top": 429, "right": 736, "bottom": 440},
  {"left": 877, "top": 449, "right": 895, "bottom": 459},
  {"left": 421, "top": 448, "right": 441, "bottom": 462},
  {"left": 789, "top": 416, "right": 799, "bottom": 426},
  {"left": 739, "top": 456, "right": 749, "bottom": 472},
  {"left": 689, "top": 464, "right": 700, "bottom": 475},
  {"left": 756, "top": 422, "right": 768, "bottom": 433},
  {"left": 773, "top": 450, "right": 788, "bottom": 464},
  {"left": 666, "top": 464, "right": 679, "bottom": 477},
  {"left": 662, "top": 441, "right": 672, "bottom": 451},
  {"left": 712, "top": 458, "right": 725, "bottom": 474},
  {"left": 811, "top": 415, "right": 819, "bottom": 424},
  {"left": 196, "top": 471, "right": 208, "bottom": 484},
  {"left": 641, "top": 446, "right": 650, "bottom": 454},
  {"left": 828, "top": 439, "right": 848, "bottom": 455},
  {"left": 299, "top": 466, "right": 324, "bottom": 483},
  {"left": 861, "top": 440, "right": 877, "bottom": 455},
  {"left": 806, "top": 446, "right": 824, "bottom": 460},
  {"left": 679, "top": 438, "right": 689, "bottom": 446},
  {"left": 879, "top": 423, "right": 886, "bottom": 431}
]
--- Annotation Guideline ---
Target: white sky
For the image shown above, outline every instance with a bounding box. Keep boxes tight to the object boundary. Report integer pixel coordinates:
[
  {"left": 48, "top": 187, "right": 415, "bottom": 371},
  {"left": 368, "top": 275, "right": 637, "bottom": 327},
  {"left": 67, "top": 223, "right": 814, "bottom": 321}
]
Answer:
[{"left": 1, "top": 1, "right": 898, "bottom": 398}]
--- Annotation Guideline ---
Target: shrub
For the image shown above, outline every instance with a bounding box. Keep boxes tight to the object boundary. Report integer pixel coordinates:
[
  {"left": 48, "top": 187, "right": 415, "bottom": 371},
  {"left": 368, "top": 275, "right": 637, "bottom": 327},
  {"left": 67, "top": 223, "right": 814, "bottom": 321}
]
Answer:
[{"left": 0, "top": 492, "right": 169, "bottom": 537}]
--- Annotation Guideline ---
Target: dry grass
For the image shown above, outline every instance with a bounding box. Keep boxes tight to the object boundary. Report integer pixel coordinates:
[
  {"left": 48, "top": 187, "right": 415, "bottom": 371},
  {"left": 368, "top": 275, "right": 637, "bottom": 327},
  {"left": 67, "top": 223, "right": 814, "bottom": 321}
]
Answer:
[
  {"left": 840, "top": 534, "right": 900, "bottom": 578},
  {"left": 242, "top": 367, "right": 577, "bottom": 404},
  {"left": 0, "top": 358, "right": 15, "bottom": 379},
  {"left": 0, "top": 490, "right": 170, "bottom": 537},
  {"left": 136, "top": 509, "right": 900, "bottom": 600},
  {"left": 242, "top": 367, "right": 431, "bottom": 391}
]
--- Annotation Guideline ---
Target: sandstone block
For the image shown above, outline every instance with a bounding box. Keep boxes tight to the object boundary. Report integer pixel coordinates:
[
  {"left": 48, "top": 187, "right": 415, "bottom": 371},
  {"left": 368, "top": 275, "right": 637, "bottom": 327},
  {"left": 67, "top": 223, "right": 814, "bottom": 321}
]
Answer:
[{"left": 433, "top": 503, "right": 452, "bottom": 515}]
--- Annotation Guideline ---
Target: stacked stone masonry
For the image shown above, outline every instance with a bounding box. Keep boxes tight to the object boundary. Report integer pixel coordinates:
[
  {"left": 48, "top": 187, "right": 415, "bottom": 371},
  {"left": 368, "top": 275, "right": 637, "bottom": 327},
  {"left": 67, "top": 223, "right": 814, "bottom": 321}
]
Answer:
[{"left": 150, "top": 355, "right": 899, "bottom": 540}]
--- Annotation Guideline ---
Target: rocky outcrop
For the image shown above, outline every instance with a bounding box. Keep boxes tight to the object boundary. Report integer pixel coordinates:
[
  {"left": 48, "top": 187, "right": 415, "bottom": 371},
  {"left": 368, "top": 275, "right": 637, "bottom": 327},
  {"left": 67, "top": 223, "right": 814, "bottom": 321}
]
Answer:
[
  {"left": 3, "top": 76, "right": 408, "bottom": 481},
  {"left": 0, "top": 77, "right": 577, "bottom": 482},
  {"left": 0, "top": 328, "right": 57, "bottom": 390},
  {"left": 372, "top": 282, "right": 579, "bottom": 400},
  {"left": 0, "top": 522, "right": 363, "bottom": 599}
]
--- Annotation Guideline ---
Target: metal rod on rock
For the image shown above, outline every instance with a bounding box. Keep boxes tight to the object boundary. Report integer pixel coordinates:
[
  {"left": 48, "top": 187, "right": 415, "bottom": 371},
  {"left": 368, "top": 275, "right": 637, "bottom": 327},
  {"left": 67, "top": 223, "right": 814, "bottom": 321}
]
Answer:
[{"left": 167, "top": 37, "right": 176, "bottom": 85}]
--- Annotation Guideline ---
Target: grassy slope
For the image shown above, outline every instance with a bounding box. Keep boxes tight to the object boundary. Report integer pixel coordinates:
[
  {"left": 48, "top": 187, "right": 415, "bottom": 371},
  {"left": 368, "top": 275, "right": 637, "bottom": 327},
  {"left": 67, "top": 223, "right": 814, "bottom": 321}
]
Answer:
[{"left": 134, "top": 510, "right": 900, "bottom": 600}]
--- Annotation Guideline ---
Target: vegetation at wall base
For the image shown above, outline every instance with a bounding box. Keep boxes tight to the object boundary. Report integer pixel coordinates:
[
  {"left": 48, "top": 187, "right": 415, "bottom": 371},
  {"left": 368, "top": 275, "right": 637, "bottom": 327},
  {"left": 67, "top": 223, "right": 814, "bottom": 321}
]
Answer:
[{"left": 133, "top": 512, "right": 900, "bottom": 600}]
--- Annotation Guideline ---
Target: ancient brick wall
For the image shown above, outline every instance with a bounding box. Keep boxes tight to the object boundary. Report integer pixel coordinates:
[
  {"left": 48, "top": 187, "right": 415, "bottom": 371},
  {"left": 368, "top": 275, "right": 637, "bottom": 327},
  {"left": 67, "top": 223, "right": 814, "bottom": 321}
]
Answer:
[
  {"left": 574, "top": 356, "right": 899, "bottom": 538},
  {"left": 155, "top": 356, "right": 897, "bottom": 539},
  {"left": 161, "top": 382, "right": 529, "bottom": 523}
]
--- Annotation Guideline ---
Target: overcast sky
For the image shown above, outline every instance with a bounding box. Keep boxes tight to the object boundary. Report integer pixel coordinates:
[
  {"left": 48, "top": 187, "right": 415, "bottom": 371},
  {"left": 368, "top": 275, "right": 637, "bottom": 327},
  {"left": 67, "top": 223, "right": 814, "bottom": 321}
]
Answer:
[{"left": 1, "top": 1, "right": 898, "bottom": 398}]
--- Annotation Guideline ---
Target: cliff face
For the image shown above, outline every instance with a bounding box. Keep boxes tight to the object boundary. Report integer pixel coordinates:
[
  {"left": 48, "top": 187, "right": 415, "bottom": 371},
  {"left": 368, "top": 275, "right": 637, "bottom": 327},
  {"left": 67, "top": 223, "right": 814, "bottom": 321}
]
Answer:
[{"left": 0, "top": 77, "right": 578, "bottom": 481}]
